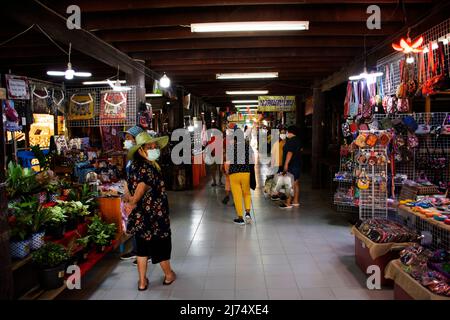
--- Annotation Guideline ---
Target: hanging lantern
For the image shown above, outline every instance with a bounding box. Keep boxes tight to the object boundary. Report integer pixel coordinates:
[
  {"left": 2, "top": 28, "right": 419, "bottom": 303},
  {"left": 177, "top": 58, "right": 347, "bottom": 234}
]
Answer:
[{"left": 392, "top": 35, "right": 424, "bottom": 54}]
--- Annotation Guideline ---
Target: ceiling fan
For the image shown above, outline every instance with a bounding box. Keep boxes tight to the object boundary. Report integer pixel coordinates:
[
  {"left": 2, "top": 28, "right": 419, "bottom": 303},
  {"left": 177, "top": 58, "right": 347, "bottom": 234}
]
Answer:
[{"left": 47, "top": 43, "right": 92, "bottom": 80}]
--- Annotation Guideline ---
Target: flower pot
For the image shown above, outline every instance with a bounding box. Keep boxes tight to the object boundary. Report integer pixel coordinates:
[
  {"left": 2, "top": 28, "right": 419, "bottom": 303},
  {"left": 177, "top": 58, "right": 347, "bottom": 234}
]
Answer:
[
  {"left": 49, "top": 193, "right": 59, "bottom": 203},
  {"left": 65, "top": 217, "right": 78, "bottom": 231},
  {"left": 30, "top": 231, "right": 45, "bottom": 251},
  {"left": 10, "top": 239, "right": 31, "bottom": 259},
  {"left": 37, "top": 263, "right": 66, "bottom": 290},
  {"left": 45, "top": 224, "right": 65, "bottom": 239}
]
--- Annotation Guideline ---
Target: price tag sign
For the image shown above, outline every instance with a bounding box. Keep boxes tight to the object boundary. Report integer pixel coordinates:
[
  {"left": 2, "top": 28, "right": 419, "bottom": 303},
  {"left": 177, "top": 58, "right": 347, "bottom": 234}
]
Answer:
[{"left": 5, "top": 75, "right": 30, "bottom": 99}]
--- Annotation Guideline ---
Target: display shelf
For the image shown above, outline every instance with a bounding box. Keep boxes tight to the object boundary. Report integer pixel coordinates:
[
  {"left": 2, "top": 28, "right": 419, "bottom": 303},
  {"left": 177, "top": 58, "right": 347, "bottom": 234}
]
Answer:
[{"left": 11, "top": 256, "right": 32, "bottom": 272}]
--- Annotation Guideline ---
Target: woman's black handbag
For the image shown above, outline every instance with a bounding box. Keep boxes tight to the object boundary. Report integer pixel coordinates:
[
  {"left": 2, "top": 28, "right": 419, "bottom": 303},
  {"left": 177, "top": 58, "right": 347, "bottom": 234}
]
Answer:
[{"left": 250, "top": 164, "right": 256, "bottom": 190}]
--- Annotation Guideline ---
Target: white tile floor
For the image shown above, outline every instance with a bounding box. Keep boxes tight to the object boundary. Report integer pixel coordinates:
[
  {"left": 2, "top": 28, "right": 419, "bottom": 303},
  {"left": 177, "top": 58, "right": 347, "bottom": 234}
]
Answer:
[{"left": 89, "top": 164, "right": 394, "bottom": 300}]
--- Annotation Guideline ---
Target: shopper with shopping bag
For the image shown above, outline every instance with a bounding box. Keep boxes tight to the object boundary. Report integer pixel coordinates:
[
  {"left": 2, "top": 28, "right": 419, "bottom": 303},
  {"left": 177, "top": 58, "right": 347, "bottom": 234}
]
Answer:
[{"left": 278, "top": 126, "right": 302, "bottom": 209}]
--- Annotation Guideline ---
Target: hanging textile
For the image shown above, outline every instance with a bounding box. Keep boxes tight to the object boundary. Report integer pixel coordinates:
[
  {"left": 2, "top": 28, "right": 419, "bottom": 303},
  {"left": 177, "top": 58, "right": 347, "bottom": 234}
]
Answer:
[
  {"left": 100, "top": 91, "right": 127, "bottom": 124},
  {"left": 32, "top": 86, "right": 52, "bottom": 114},
  {"left": 68, "top": 93, "right": 95, "bottom": 120},
  {"left": 100, "top": 126, "right": 123, "bottom": 153}
]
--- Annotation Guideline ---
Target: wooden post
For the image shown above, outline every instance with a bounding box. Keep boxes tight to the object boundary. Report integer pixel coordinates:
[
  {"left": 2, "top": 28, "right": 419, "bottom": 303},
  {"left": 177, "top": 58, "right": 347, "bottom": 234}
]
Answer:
[
  {"left": 312, "top": 87, "right": 325, "bottom": 189},
  {"left": 425, "top": 96, "right": 431, "bottom": 113}
]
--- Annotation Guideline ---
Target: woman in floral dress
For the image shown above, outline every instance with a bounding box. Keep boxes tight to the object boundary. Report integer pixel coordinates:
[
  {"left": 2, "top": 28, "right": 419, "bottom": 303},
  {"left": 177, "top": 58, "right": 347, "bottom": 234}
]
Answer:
[{"left": 123, "top": 132, "right": 176, "bottom": 291}]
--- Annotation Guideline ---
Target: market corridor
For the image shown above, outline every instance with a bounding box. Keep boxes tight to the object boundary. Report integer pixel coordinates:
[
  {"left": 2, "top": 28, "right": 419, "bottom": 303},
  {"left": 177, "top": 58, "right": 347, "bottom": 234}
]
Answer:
[{"left": 84, "top": 167, "right": 394, "bottom": 300}]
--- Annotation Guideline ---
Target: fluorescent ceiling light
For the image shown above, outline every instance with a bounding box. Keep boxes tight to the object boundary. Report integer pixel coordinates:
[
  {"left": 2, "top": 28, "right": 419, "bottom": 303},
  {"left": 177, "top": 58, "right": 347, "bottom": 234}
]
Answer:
[
  {"left": 217, "top": 72, "right": 278, "bottom": 80},
  {"left": 236, "top": 105, "right": 258, "bottom": 108},
  {"left": 83, "top": 80, "right": 126, "bottom": 85},
  {"left": 226, "top": 90, "right": 268, "bottom": 95},
  {"left": 232, "top": 100, "right": 259, "bottom": 104},
  {"left": 191, "top": 21, "right": 309, "bottom": 33},
  {"left": 145, "top": 93, "right": 163, "bottom": 97}
]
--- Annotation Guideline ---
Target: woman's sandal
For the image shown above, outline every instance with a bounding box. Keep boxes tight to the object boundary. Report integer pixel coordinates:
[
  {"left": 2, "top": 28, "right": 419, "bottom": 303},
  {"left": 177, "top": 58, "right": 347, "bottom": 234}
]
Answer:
[
  {"left": 138, "top": 278, "right": 149, "bottom": 291},
  {"left": 163, "top": 272, "right": 176, "bottom": 285}
]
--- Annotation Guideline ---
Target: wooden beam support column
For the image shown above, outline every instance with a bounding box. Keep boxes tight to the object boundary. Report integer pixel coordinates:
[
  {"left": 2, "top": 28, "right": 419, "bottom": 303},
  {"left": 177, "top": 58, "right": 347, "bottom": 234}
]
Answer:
[
  {"left": 126, "top": 59, "right": 146, "bottom": 113},
  {"left": 311, "top": 87, "right": 325, "bottom": 189}
]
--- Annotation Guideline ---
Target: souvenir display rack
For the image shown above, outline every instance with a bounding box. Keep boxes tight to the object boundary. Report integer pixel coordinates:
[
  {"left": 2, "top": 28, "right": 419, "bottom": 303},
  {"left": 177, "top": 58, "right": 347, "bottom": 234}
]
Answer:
[
  {"left": 65, "top": 86, "right": 137, "bottom": 127},
  {"left": 357, "top": 130, "right": 389, "bottom": 220}
]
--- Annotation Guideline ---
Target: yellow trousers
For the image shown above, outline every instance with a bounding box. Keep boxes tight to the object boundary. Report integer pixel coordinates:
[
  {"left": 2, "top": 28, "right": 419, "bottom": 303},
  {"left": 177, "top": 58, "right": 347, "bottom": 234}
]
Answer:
[{"left": 229, "top": 172, "right": 251, "bottom": 218}]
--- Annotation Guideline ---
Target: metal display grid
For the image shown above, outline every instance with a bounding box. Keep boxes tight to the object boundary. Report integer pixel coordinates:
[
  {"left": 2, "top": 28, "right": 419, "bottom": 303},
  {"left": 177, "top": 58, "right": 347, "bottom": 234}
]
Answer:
[
  {"left": 65, "top": 86, "right": 137, "bottom": 127},
  {"left": 374, "top": 112, "right": 450, "bottom": 186},
  {"left": 396, "top": 207, "right": 450, "bottom": 251},
  {"left": 357, "top": 130, "right": 389, "bottom": 220},
  {"left": 334, "top": 150, "right": 359, "bottom": 212},
  {"left": 377, "top": 18, "right": 450, "bottom": 97}
]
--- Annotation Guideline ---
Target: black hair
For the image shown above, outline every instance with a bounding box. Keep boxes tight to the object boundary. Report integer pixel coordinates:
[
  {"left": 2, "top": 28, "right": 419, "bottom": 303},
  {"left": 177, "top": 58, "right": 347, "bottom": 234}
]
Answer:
[{"left": 287, "top": 125, "right": 298, "bottom": 135}]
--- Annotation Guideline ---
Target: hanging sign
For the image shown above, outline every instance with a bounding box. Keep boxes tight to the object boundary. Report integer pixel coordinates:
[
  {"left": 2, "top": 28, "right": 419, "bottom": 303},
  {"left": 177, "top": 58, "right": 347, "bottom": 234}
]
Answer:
[
  {"left": 258, "top": 96, "right": 296, "bottom": 112},
  {"left": 5, "top": 75, "right": 30, "bottom": 100}
]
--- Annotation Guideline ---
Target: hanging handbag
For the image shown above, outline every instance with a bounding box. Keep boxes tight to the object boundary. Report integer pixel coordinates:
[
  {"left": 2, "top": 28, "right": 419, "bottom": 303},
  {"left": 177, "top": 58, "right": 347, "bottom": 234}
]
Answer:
[
  {"left": 378, "top": 132, "right": 391, "bottom": 146},
  {"left": 365, "top": 133, "right": 378, "bottom": 147},
  {"left": 69, "top": 93, "right": 95, "bottom": 120},
  {"left": 415, "top": 52, "right": 426, "bottom": 98},
  {"left": 361, "top": 81, "right": 373, "bottom": 119},
  {"left": 407, "top": 131, "right": 419, "bottom": 148},
  {"left": 342, "top": 122, "right": 351, "bottom": 137},
  {"left": 415, "top": 114, "right": 431, "bottom": 135},
  {"left": 380, "top": 117, "right": 393, "bottom": 130},
  {"left": 441, "top": 113, "right": 450, "bottom": 135},
  {"left": 397, "top": 98, "right": 410, "bottom": 113},
  {"left": 357, "top": 169, "right": 370, "bottom": 190},
  {"left": 402, "top": 115, "right": 418, "bottom": 132},
  {"left": 349, "top": 82, "right": 359, "bottom": 117},
  {"left": 344, "top": 81, "right": 352, "bottom": 118},
  {"left": 396, "top": 60, "right": 408, "bottom": 99},
  {"left": 355, "top": 133, "right": 368, "bottom": 148}
]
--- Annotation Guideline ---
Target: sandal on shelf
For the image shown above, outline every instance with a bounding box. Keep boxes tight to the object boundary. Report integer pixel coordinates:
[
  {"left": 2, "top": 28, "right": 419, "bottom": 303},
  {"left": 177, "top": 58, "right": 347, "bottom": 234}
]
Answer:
[
  {"left": 163, "top": 272, "right": 176, "bottom": 285},
  {"left": 138, "top": 278, "right": 149, "bottom": 291}
]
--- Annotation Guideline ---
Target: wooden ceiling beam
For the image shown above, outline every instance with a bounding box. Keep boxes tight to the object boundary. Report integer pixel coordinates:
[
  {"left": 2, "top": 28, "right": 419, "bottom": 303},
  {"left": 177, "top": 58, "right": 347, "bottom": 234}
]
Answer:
[
  {"left": 148, "top": 56, "right": 353, "bottom": 66},
  {"left": 116, "top": 36, "right": 381, "bottom": 52},
  {"left": 83, "top": 5, "right": 423, "bottom": 30},
  {"left": 95, "top": 22, "right": 402, "bottom": 42},
  {"left": 132, "top": 47, "right": 361, "bottom": 60},
  {"left": 150, "top": 62, "right": 346, "bottom": 71},
  {"left": 45, "top": 0, "right": 432, "bottom": 12}
]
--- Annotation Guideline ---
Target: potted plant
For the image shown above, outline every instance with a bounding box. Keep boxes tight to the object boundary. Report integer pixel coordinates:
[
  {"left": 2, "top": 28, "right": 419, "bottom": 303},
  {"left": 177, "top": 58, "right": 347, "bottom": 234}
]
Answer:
[
  {"left": 45, "top": 205, "right": 67, "bottom": 239},
  {"left": 31, "top": 242, "right": 70, "bottom": 289},
  {"left": 60, "top": 179, "right": 72, "bottom": 197},
  {"left": 46, "top": 181, "right": 60, "bottom": 203},
  {"left": 8, "top": 202, "right": 33, "bottom": 259},
  {"left": 87, "top": 215, "right": 116, "bottom": 253},
  {"left": 79, "top": 183, "right": 98, "bottom": 212},
  {"left": 74, "top": 235, "right": 91, "bottom": 262},
  {"left": 6, "top": 161, "right": 40, "bottom": 199},
  {"left": 11, "top": 196, "right": 50, "bottom": 251},
  {"left": 60, "top": 201, "right": 90, "bottom": 231}
]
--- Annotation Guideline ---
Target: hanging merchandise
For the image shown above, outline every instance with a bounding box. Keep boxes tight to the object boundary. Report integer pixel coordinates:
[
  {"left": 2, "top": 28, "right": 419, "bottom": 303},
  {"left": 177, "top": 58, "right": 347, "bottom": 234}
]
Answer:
[
  {"left": 69, "top": 93, "right": 95, "bottom": 120},
  {"left": 100, "top": 126, "right": 123, "bottom": 153},
  {"left": 5, "top": 74, "right": 30, "bottom": 100},
  {"left": 100, "top": 91, "right": 127, "bottom": 124},
  {"left": 349, "top": 81, "right": 359, "bottom": 117},
  {"left": 357, "top": 169, "right": 370, "bottom": 190},
  {"left": 422, "top": 42, "right": 450, "bottom": 96},
  {"left": 415, "top": 52, "right": 426, "bottom": 98},
  {"left": 3, "top": 100, "right": 22, "bottom": 132},
  {"left": 396, "top": 60, "right": 411, "bottom": 113},
  {"left": 343, "top": 81, "right": 352, "bottom": 118},
  {"left": 54, "top": 135, "right": 69, "bottom": 155},
  {"left": 441, "top": 113, "right": 450, "bottom": 135},
  {"left": 402, "top": 115, "right": 419, "bottom": 132},
  {"left": 14, "top": 100, "right": 33, "bottom": 127},
  {"left": 52, "top": 89, "right": 65, "bottom": 113},
  {"left": 138, "top": 102, "right": 152, "bottom": 129},
  {"left": 415, "top": 114, "right": 431, "bottom": 135},
  {"left": 360, "top": 81, "right": 373, "bottom": 119},
  {"left": 31, "top": 86, "right": 51, "bottom": 114}
]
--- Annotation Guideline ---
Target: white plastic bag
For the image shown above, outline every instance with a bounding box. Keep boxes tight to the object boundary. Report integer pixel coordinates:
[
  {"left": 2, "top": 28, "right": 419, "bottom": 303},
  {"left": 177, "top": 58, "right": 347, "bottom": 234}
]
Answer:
[{"left": 272, "top": 173, "right": 294, "bottom": 196}]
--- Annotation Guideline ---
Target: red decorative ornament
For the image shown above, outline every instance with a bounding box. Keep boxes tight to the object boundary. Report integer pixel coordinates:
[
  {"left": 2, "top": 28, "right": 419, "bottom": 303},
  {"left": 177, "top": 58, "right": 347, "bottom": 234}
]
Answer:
[{"left": 392, "top": 35, "right": 424, "bottom": 54}]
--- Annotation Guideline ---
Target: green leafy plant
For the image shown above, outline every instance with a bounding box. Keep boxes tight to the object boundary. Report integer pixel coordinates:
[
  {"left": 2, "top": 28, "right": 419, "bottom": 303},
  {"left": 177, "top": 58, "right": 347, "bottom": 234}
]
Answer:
[
  {"left": 80, "top": 184, "right": 98, "bottom": 209},
  {"left": 87, "top": 215, "right": 116, "bottom": 247},
  {"left": 76, "top": 235, "right": 91, "bottom": 248},
  {"left": 8, "top": 201, "right": 33, "bottom": 241},
  {"left": 6, "top": 162, "right": 40, "bottom": 198},
  {"left": 58, "top": 201, "right": 90, "bottom": 219},
  {"left": 10, "top": 196, "right": 52, "bottom": 234},
  {"left": 31, "top": 242, "right": 70, "bottom": 269},
  {"left": 46, "top": 181, "right": 60, "bottom": 195},
  {"left": 45, "top": 205, "right": 67, "bottom": 226},
  {"left": 60, "top": 179, "right": 72, "bottom": 190}
]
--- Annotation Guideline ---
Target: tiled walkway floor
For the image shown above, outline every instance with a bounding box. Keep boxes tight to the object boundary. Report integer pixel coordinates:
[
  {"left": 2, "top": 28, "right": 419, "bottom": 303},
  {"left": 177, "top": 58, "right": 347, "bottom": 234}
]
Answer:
[{"left": 89, "top": 165, "right": 394, "bottom": 300}]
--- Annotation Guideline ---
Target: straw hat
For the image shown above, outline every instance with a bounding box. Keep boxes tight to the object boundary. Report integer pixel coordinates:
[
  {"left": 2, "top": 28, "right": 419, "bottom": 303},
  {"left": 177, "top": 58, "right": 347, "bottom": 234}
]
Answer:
[{"left": 127, "top": 131, "right": 169, "bottom": 160}]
